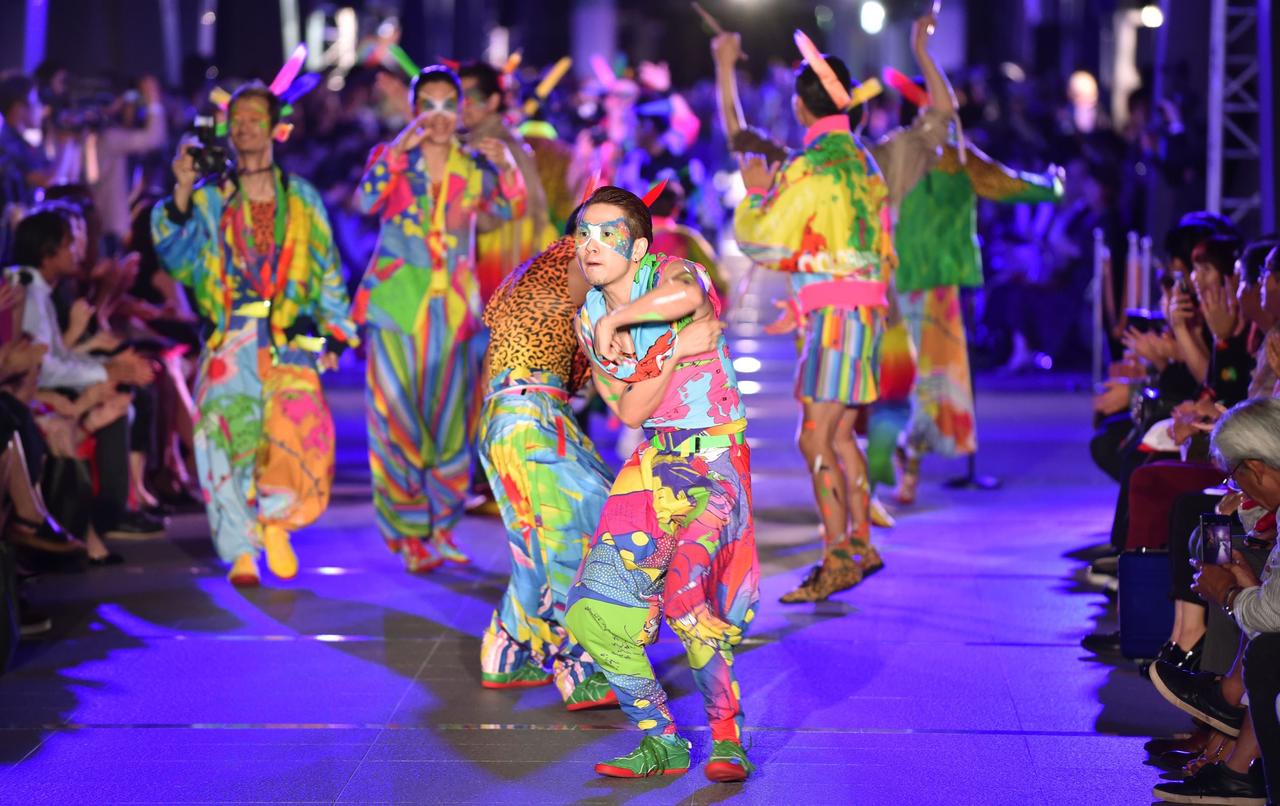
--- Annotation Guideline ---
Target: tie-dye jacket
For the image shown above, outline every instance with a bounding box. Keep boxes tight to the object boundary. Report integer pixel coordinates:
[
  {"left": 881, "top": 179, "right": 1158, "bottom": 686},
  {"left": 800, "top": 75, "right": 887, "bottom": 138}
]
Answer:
[
  {"left": 733, "top": 115, "right": 897, "bottom": 311},
  {"left": 151, "top": 171, "right": 358, "bottom": 352},
  {"left": 352, "top": 140, "right": 526, "bottom": 336}
]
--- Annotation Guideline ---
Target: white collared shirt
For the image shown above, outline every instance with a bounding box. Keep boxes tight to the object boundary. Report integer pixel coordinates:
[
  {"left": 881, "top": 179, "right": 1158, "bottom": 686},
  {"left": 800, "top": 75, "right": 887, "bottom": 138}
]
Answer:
[{"left": 15, "top": 266, "right": 109, "bottom": 390}]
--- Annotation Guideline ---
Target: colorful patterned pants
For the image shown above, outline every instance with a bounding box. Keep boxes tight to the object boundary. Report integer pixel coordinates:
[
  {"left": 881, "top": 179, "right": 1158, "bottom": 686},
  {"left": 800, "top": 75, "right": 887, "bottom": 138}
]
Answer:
[
  {"left": 365, "top": 321, "right": 476, "bottom": 544},
  {"left": 900, "top": 286, "right": 977, "bottom": 457},
  {"left": 194, "top": 318, "right": 335, "bottom": 562},
  {"left": 565, "top": 432, "right": 757, "bottom": 742},
  {"left": 477, "top": 370, "right": 613, "bottom": 698}
]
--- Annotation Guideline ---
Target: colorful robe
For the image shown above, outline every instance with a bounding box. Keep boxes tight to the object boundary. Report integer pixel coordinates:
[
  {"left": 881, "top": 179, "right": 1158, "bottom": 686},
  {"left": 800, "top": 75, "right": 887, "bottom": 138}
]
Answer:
[
  {"left": 895, "top": 143, "right": 1063, "bottom": 456},
  {"left": 354, "top": 140, "right": 526, "bottom": 545},
  {"left": 151, "top": 172, "right": 356, "bottom": 562}
]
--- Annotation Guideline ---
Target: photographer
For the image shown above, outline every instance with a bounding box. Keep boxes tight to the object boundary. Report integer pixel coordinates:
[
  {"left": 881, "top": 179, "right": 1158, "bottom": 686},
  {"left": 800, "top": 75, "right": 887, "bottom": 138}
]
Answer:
[
  {"left": 90, "top": 76, "right": 168, "bottom": 249},
  {"left": 151, "top": 81, "right": 358, "bottom": 587}
]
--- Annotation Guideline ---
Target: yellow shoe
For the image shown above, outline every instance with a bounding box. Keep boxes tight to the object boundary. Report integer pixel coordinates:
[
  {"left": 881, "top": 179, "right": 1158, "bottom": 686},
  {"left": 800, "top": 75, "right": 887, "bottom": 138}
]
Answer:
[
  {"left": 228, "top": 553, "right": 260, "bottom": 587},
  {"left": 869, "top": 496, "right": 896, "bottom": 528},
  {"left": 262, "top": 525, "right": 298, "bottom": 580}
]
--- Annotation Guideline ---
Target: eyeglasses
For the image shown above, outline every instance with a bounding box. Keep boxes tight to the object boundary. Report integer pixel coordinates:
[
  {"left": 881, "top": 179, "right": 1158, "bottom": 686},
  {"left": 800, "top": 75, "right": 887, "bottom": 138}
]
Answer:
[{"left": 1223, "top": 460, "right": 1245, "bottom": 492}]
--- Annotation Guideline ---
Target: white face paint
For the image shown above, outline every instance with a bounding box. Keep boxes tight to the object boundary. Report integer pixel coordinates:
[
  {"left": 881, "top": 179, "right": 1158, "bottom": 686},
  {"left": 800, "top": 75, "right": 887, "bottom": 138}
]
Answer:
[{"left": 574, "top": 220, "right": 635, "bottom": 260}]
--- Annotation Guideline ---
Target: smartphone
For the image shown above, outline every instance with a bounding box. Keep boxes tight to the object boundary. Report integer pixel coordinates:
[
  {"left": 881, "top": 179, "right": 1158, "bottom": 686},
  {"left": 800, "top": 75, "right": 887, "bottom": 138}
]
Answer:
[
  {"left": 1200, "top": 513, "right": 1233, "bottom": 565},
  {"left": 1173, "top": 270, "right": 1191, "bottom": 296}
]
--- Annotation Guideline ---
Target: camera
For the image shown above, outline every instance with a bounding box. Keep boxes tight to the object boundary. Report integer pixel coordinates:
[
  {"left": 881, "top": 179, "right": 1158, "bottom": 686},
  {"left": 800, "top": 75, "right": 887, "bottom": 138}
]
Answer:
[
  {"left": 1200, "top": 513, "right": 1233, "bottom": 565},
  {"left": 188, "top": 115, "right": 231, "bottom": 178}
]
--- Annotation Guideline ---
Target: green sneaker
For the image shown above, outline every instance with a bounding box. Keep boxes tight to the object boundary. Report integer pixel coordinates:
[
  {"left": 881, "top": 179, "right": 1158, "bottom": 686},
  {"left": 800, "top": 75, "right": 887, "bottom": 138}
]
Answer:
[
  {"left": 564, "top": 672, "right": 619, "bottom": 711},
  {"left": 481, "top": 661, "right": 553, "bottom": 689},
  {"left": 705, "top": 739, "right": 754, "bottom": 782},
  {"left": 594, "top": 735, "right": 691, "bottom": 778}
]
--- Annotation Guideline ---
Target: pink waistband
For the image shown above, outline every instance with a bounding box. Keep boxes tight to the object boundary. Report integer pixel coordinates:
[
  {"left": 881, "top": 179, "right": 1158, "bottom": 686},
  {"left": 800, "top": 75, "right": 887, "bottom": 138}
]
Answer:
[{"left": 795, "top": 279, "right": 888, "bottom": 314}]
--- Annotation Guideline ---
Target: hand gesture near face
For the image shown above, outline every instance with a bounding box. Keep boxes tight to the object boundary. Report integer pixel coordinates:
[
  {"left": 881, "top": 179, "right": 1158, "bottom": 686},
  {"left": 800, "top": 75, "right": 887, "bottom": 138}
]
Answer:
[{"left": 390, "top": 113, "right": 432, "bottom": 156}]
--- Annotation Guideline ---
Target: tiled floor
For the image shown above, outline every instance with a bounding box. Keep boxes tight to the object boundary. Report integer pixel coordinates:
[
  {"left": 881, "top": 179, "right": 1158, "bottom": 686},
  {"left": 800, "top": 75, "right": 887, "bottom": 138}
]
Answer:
[{"left": 0, "top": 276, "right": 1185, "bottom": 803}]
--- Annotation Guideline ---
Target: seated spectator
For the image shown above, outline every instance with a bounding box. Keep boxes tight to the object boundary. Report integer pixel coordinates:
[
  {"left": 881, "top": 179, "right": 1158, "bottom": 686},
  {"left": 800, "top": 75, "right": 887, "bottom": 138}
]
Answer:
[
  {"left": 9, "top": 209, "right": 163, "bottom": 556},
  {"left": 1147, "top": 397, "right": 1280, "bottom": 804}
]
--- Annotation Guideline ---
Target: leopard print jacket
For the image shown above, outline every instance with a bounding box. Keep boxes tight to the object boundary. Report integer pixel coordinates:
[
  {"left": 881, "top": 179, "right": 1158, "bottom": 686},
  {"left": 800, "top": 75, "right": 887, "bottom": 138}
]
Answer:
[{"left": 482, "top": 235, "right": 591, "bottom": 392}]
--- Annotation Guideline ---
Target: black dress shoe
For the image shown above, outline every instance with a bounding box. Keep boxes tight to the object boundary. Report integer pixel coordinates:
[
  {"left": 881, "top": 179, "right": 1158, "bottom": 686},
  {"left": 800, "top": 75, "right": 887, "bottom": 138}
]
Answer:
[
  {"left": 1152, "top": 761, "right": 1266, "bottom": 805},
  {"left": 104, "top": 511, "right": 166, "bottom": 540},
  {"left": 1142, "top": 638, "right": 1205, "bottom": 679},
  {"left": 1150, "top": 661, "right": 1246, "bottom": 737},
  {"left": 1081, "top": 630, "right": 1122, "bottom": 655}
]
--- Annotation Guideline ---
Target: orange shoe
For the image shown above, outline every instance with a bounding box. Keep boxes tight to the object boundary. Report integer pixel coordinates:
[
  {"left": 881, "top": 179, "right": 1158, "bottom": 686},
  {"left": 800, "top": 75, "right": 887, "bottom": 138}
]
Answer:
[{"left": 262, "top": 525, "right": 298, "bottom": 579}]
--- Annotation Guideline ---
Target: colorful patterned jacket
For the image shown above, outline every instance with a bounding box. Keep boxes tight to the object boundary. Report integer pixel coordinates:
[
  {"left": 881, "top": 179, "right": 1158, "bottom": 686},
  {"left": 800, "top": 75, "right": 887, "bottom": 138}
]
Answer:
[
  {"left": 734, "top": 115, "right": 896, "bottom": 317},
  {"left": 352, "top": 140, "right": 526, "bottom": 337},
  {"left": 151, "top": 170, "right": 358, "bottom": 353}
]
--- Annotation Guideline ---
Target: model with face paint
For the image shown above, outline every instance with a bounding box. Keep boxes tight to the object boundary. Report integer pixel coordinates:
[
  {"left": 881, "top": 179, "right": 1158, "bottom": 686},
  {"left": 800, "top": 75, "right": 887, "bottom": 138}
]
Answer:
[
  {"left": 715, "top": 31, "right": 897, "bottom": 604},
  {"left": 152, "top": 83, "right": 359, "bottom": 586},
  {"left": 562, "top": 186, "right": 760, "bottom": 783},
  {"left": 352, "top": 65, "right": 526, "bottom": 573}
]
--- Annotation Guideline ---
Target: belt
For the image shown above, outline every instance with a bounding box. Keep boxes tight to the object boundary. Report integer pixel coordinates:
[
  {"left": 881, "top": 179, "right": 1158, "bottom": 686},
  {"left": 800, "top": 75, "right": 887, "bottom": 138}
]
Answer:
[
  {"left": 794, "top": 279, "right": 887, "bottom": 315},
  {"left": 648, "top": 427, "right": 747, "bottom": 455},
  {"left": 484, "top": 384, "right": 569, "bottom": 402},
  {"left": 230, "top": 302, "right": 326, "bottom": 354}
]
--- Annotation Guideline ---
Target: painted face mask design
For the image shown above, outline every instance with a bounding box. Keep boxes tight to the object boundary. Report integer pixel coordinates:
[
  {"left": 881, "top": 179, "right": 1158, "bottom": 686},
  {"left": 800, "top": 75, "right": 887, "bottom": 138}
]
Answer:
[
  {"left": 417, "top": 96, "right": 458, "bottom": 118},
  {"left": 574, "top": 217, "right": 634, "bottom": 262}
]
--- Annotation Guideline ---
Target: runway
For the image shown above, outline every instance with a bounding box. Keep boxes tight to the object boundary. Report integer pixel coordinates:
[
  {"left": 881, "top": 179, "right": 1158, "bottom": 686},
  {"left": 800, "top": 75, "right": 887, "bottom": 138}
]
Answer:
[{"left": 0, "top": 310, "right": 1183, "bottom": 804}]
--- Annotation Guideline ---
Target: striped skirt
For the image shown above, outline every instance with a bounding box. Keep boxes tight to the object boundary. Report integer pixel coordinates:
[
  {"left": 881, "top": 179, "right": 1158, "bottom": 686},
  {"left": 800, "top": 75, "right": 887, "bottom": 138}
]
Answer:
[{"left": 794, "top": 305, "right": 882, "bottom": 406}]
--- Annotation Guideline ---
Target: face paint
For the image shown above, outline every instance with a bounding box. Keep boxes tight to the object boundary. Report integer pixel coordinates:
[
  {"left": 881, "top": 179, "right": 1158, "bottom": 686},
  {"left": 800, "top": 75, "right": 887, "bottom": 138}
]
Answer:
[
  {"left": 417, "top": 96, "right": 458, "bottom": 118},
  {"left": 230, "top": 98, "right": 272, "bottom": 135},
  {"left": 574, "top": 216, "right": 635, "bottom": 261}
]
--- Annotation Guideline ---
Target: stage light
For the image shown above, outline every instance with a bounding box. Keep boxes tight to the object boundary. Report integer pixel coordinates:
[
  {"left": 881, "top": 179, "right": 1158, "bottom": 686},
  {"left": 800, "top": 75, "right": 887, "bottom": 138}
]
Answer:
[
  {"left": 201, "top": 11, "right": 216, "bottom": 25},
  {"left": 860, "top": 1, "right": 886, "bottom": 35},
  {"left": 815, "top": 5, "right": 834, "bottom": 30},
  {"left": 1140, "top": 4, "right": 1164, "bottom": 28},
  {"left": 739, "top": 380, "right": 762, "bottom": 395},
  {"left": 732, "top": 356, "right": 762, "bottom": 374}
]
